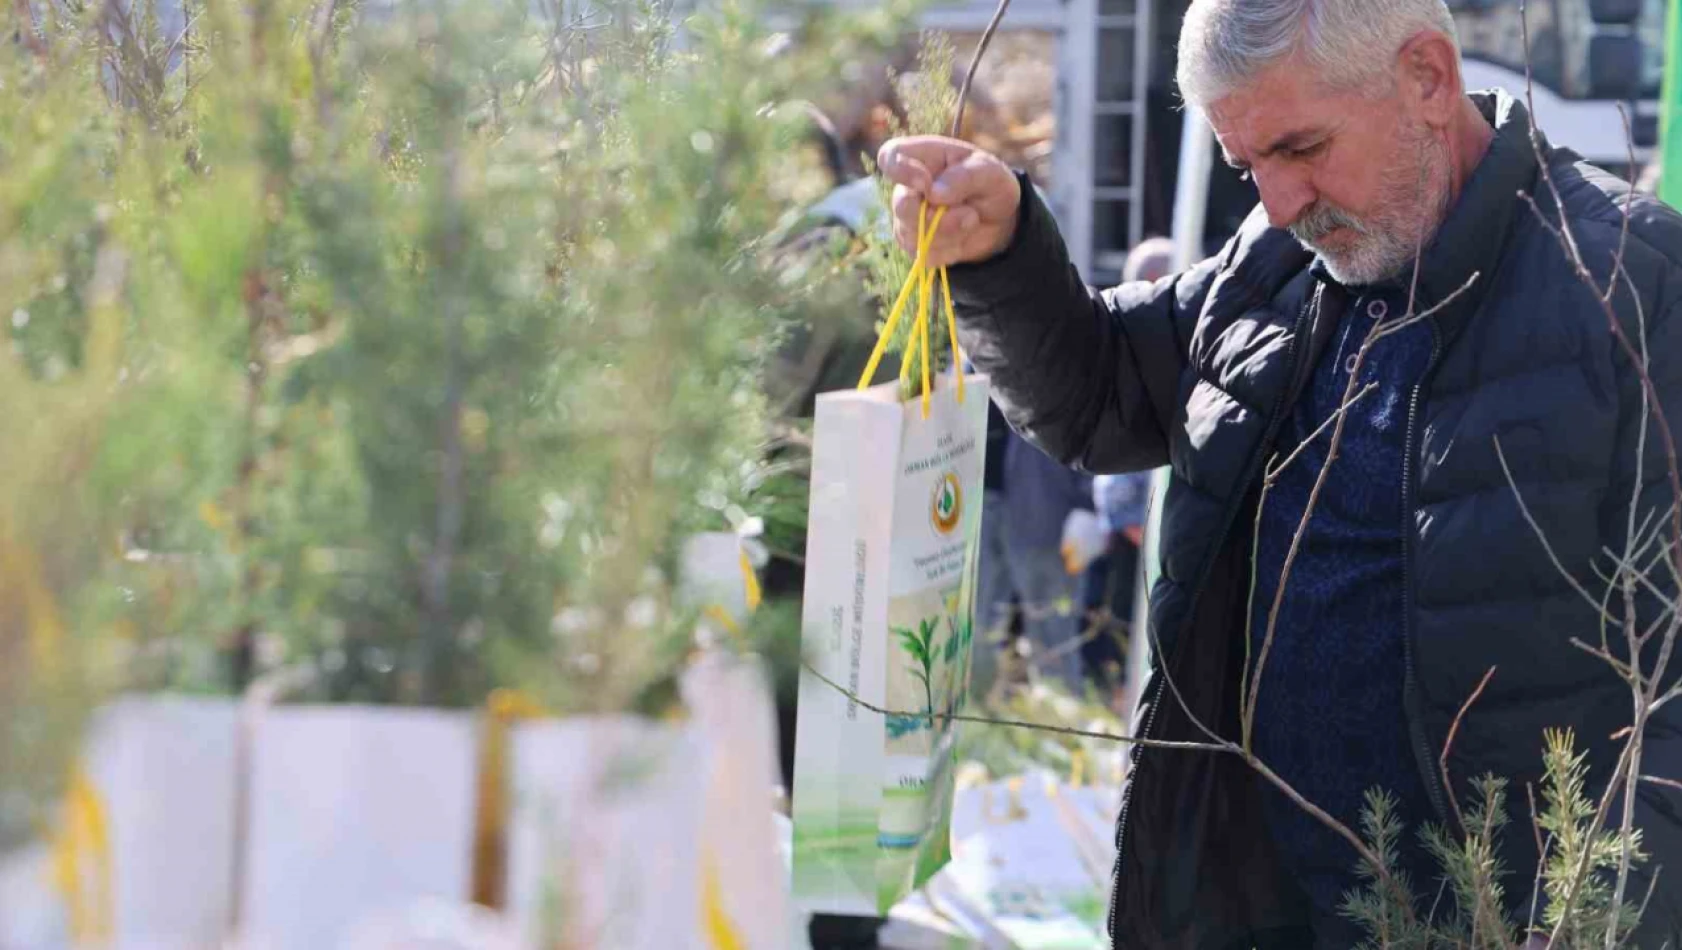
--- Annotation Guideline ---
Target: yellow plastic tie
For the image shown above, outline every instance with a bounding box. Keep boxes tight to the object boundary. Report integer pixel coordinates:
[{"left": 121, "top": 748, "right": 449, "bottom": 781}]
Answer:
[
  {"left": 739, "top": 548, "right": 762, "bottom": 612},
  {"left": 49, "top": 768, "right": 112, "bottom": 943},
  {"left": 858, "top": 202, "right": 948, "bottom": 393},
  {"left": 898, "top": 266, "right": 930, "bottom": 392},
  {"left": 919, "top": 266, "right": 933, "bottom": 419},
  {"left": 471, "top": 689, "right": 546, "bottom": 908},
  {"left": 940, "top": 265, "right": 965, "bottom": 401},
  {"left": 701, "top": 851, "right": 748, "bottom": 950}
]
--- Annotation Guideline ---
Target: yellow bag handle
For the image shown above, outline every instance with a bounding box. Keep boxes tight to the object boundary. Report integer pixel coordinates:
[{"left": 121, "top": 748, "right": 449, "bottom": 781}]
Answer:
[
  {"left": 701, "top": 850, "right": 748, "bottom": 950},
  {"left": 469, "top": 688, "right": 546, "bottom": 908},
  {"left": 857, "top": 202, "right": 968, "bottom": 417},
  {"left": 49, "top": 767, "right": 112, "bottom": 943}
]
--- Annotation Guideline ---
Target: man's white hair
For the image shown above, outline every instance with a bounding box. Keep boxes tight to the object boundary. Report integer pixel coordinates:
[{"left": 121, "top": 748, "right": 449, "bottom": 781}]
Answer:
[{"left": 1176, "top": 0, "right": 1460, "bottom": 108}]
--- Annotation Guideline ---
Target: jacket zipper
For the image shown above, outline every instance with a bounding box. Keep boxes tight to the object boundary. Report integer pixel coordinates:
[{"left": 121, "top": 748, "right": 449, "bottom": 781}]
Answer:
[
  {"left": 1402, "top": 325, "right": 1456, "bottom": 832},
  {"left": 1107, "top": 291, "right": 1320, "bottom": 944}
]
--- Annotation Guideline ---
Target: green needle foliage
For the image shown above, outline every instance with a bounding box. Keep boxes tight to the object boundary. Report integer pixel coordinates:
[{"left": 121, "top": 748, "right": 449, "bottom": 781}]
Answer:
[
  {"left": 1341, "top": 730, "right": 1649, "bottom": 949},
  {"left": 858, "top": 32, "right": 961, "bottom": 385},
  {"left": 0, "top": 0, "right": 884, "bottom": 777}
]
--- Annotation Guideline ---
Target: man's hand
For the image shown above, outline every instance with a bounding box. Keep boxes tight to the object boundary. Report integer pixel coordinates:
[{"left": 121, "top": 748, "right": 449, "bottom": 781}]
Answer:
[{"left": 876, "top": 136, "right": 1022, "bottom": 268}]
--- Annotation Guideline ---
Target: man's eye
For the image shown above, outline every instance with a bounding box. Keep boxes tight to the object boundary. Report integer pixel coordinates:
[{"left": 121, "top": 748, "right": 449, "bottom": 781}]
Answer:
[{"left": 1291, "top": 142, "right": 1325, "bottom": 160}]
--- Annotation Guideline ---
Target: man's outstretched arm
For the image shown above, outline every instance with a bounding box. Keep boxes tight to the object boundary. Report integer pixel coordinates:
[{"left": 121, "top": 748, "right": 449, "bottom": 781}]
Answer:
[{"left": 877, "top": 135, "right": 1216, "bottom": 474}]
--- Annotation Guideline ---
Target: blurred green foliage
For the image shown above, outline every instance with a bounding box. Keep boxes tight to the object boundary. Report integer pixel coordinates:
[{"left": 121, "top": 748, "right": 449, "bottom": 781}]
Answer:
[{"left": 0, "top": 0, "right": 903, "bottom": 776}]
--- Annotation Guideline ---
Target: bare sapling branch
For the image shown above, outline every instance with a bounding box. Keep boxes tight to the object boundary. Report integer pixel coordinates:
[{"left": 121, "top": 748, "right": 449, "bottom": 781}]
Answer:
[
  {"left": 951, "top": 0, "right": 1012, "bottom": 140},
  {"left": 1244, "top": 264, "right": 1478, "bottom": 749},
  {"left": 1441, "top": 666, "right": 1499, "bottom": 833},
  {"left": 800, "top": 662, "right": 1220, "bottom": 753},
  {"left": 1512, "top": 6, "right": 1681, "bottom": 942}
]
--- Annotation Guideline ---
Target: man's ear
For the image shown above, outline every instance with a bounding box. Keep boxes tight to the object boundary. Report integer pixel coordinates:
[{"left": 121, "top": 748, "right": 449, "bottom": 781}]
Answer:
[{"left": 1397, "top": 29, "right": 1460, "bottom": 127}]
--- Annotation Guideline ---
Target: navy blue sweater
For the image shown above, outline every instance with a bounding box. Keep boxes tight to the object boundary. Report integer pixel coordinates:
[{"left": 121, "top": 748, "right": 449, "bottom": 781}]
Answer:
[{"left": 1249, "top": 284, "right": 1439, "bottom": 920}]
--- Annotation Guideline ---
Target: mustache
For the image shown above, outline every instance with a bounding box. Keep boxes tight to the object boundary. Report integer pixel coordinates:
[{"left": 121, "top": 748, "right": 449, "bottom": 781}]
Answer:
[{"left": 1288, "top": 202, "right": 1367, "bottom": 245}]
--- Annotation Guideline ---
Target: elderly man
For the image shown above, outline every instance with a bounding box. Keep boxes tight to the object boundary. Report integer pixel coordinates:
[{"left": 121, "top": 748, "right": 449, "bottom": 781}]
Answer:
[{"left": 879, "top": 1, "right": 1682, "bottom": 947}]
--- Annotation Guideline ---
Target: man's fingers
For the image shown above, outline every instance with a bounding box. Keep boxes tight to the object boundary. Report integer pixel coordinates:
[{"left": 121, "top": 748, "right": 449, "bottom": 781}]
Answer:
[
  {"left": 890, "top": 184, "right": 925, "bottom": 253},
  {"left": 877, "top": 140, "right": 935, "bottom": 193},
  {"left": 931, "top": 155, "right": 1014, "bottom": 212},
  {"left": 944, "top": 205, "right": 981, "bottom": 234},
  {"left": 891, "top": 186, "right": 981, "bottom": 263},
  {"left": 878, "top": 134, "right": 1018, "bottom": 266},
  {"left": 877, "top": 135, "right": 976, "bottom": 190}
]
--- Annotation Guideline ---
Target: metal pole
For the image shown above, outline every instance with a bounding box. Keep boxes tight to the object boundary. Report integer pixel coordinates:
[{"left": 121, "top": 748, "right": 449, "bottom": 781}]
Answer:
[
  {"left": 1126, "top": 105, "right": 1214, "bottom": 713},
  {"left": 1167, "top": 105, "right": 1214, "bottom": 272}
]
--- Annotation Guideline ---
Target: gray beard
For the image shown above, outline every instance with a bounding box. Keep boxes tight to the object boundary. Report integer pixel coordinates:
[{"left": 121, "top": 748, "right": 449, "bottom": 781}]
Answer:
[{"left": 1290, "top": 126, "right": 1451, "bottom": 287}]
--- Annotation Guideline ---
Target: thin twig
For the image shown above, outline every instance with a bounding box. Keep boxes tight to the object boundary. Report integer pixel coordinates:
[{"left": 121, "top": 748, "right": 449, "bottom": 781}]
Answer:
[
  {"left": 1653, "top": 676, "right": 1682, "bottom": 713},
  {"left": 1570, "top": 638, "right": 1637, "bottom": 681},
  {"left": 1642, "top": 596, "right": 1682, "bottom": 651},
  {"left": 1245, "top": 314, "right": 1384, "bottom": 746},
  {"left": 1266, "top": 382, "right": 1379, "bottom": 481},
  {"left": 811, "top": 616, "right": 1412, "bottom": 908},
  {"left": 1145, "top": 623, "right": 1232, "bottom": 749},
  {"left": 1634, "top": 872, "right": 1663, "bottom": 947},
  {"left": 1599, "top": 544, "right": 1679, "bottom": 647},
  {"left": 1639, "top": 774, "right": 1682, "bottom": 793},
  {"left": 1526, "top": 781, "right": 1552, "bottom": 940},
  {"left": 1620, "top": 264, "right": 1655, "bottom": 603},
  {"left": 1245, "top": 270, "right": 1478, "bottom": 746},
  {"left": 1143, "top": 618, "right": 1413, "bottom": 911},
  {"left": 950, "top": 0, "right": 1012, "bottom": 140},
  {"left": 801, "top": 662, "right": 1219, "bottom": 753},
  {"left": 1520, "top": 4, "right": 1581, "bottom": 266},
  {"left": 1371, "top": 269, "right": 1483, "bottom": 345},
  {"left": 1518, "top": 7, "right": 1682, "bottom": 932},
  {"left": 1520, "top": 13, "right": 1682, "bottom": 590},
  {"left": 1245, "top": 753, "right": 1416, "bottom": 910},
  {"left": 1603, "top": 103, "right": 1637, "bottom": 309},
  {"left": 1440, "top": 666, "right": 1498, "bottom": 833},
  {"left": 1496, "top": 436, "right": 1623, "bottom": 625}
]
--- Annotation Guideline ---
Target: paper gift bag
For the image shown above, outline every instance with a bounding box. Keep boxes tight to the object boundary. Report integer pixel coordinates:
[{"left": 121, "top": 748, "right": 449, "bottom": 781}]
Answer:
[
  {"left": 791, "top": 374, "right": 990, "bottom": 917},
  {"left": 237, "top": 705, "right": 478, "bottom": 950}
]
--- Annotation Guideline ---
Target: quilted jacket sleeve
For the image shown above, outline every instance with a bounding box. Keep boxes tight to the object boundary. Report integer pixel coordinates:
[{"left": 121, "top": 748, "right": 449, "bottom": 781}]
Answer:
[{"left": 946, "top": 176, "right": 1219, "bottom": 475}]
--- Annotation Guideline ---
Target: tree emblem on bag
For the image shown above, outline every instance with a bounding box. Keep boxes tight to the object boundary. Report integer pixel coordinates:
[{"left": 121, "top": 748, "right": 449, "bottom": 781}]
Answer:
[{"left": 930, "top": 471, "right": 962, "bottom": 535}]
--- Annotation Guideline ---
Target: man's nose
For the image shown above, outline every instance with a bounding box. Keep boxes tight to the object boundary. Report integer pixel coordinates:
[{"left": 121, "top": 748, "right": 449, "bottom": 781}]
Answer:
[{"left": 1254, "top": 166, "right": 1316, "bottom": 231}]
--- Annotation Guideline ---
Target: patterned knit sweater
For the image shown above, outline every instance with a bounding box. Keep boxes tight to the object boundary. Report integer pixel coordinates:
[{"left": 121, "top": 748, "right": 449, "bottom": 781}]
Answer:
[{"left": 1249, "top": 285, "right": 1440, "bottom": 922}]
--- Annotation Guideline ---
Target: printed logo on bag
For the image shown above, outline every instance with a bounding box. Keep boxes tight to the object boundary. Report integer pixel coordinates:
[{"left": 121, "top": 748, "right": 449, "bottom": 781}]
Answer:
[{"left": 930, "top": 471, "right": 963, "bottom": 536}]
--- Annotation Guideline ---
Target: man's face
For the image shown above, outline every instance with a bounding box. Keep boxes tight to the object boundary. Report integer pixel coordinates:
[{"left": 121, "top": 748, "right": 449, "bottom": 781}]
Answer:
[{"left": 1207, "top": 60, "right": 1451, "bottom": 286}]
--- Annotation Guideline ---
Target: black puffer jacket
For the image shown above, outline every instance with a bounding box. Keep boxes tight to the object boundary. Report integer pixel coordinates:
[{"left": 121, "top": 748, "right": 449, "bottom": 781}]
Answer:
[{"left": 951, "top": 91, "right": 1682, "bottom": 948}]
